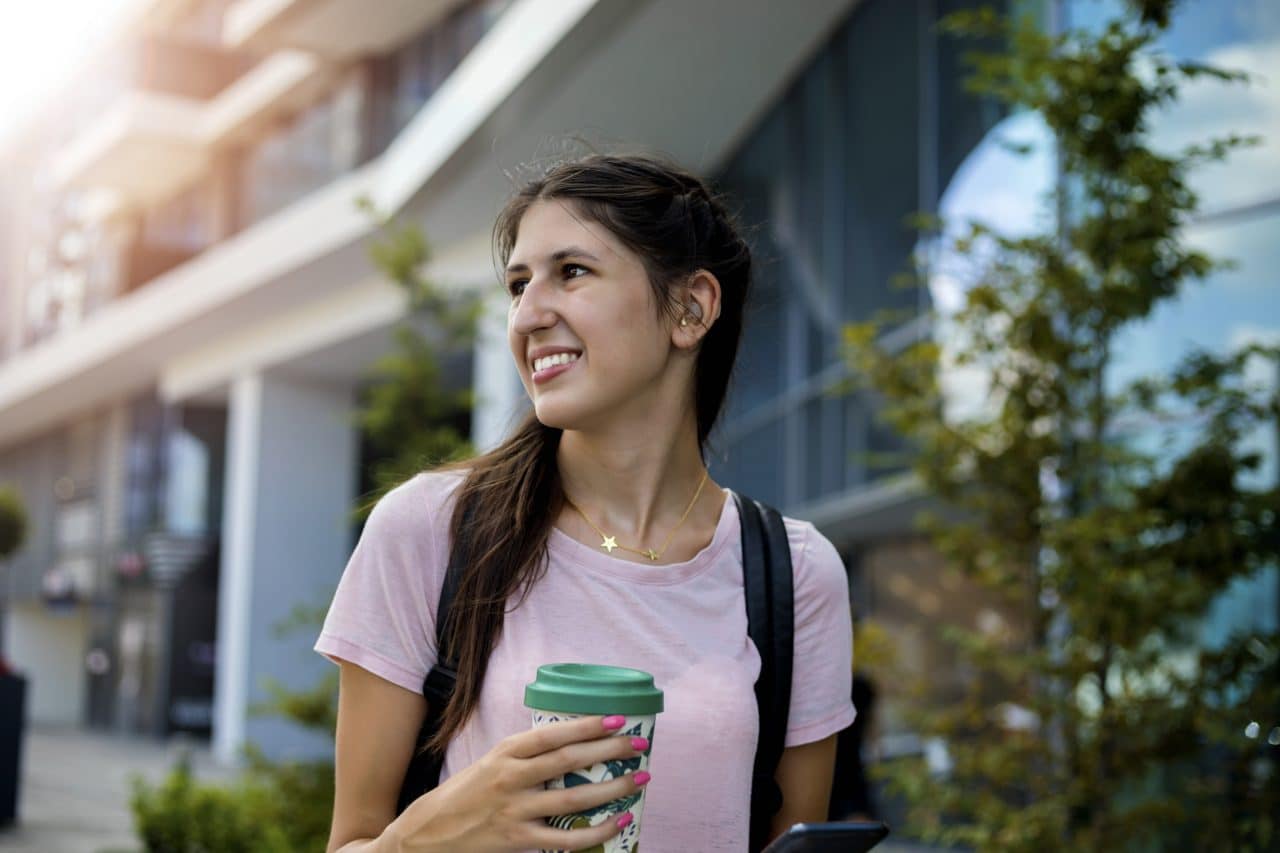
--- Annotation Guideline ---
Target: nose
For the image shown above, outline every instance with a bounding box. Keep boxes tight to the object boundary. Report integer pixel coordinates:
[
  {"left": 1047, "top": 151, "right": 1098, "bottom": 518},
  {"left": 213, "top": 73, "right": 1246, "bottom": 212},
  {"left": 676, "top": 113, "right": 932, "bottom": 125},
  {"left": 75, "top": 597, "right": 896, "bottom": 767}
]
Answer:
[{"left": 508, "top": 275, "right": 557, "bottom": 338}]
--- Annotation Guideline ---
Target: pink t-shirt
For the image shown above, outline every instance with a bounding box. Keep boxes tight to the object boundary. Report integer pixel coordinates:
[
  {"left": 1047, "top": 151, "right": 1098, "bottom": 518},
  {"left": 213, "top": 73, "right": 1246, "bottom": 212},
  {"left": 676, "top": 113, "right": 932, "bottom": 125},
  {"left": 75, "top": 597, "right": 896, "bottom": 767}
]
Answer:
[{"left": 316, "top": 470, "right": 855, "bottom": 852}]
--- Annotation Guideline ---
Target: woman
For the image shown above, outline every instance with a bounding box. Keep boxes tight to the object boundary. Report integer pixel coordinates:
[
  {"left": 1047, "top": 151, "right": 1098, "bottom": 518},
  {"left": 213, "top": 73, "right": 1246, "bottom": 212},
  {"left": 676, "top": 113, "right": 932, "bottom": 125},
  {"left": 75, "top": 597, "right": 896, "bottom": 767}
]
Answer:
[{"left": 318, "top": 153, "right": 855, "bottom": 852}]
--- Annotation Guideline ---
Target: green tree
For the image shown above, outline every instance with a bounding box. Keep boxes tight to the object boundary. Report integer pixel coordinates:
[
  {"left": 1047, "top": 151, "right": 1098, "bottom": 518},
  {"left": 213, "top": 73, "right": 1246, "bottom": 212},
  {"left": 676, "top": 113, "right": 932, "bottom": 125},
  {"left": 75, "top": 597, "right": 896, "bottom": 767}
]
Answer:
[
  {"left": 844, "top": 2, "right": 1280, "bottom": 850},
  {"left": 354, "top": 196, "right": 481, "bottom": 503}
]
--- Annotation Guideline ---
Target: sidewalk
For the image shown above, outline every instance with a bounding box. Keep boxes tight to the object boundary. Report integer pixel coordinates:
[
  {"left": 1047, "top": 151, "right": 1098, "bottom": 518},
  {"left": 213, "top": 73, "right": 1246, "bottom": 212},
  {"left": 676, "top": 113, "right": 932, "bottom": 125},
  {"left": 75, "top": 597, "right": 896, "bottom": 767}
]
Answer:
[{"left": 0, "top": 726, "right": 233, "bottom": 853}]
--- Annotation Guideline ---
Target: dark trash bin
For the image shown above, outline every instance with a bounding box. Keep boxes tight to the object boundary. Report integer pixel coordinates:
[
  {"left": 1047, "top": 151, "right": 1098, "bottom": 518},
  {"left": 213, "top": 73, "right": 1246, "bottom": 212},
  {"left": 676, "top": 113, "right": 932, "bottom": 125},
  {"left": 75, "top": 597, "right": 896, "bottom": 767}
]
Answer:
[{"left": 0, "top": 672, "right": 27, "bottom": 826}]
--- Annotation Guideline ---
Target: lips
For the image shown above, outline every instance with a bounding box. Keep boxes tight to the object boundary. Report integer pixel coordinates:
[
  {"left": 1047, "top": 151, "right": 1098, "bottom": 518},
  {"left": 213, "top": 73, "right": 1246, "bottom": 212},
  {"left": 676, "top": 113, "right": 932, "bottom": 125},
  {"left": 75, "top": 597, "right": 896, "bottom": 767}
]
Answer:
[{"left": 532, "top": 354, "right": 579, "bottom": 384}]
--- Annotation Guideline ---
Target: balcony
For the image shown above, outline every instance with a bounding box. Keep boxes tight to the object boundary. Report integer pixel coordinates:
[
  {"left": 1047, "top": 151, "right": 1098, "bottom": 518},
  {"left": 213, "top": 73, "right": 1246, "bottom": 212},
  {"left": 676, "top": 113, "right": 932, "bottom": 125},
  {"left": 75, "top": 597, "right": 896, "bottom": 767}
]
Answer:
[
  {"left": 122, "top": 237, "right": 203, "bottom": 297},
  {"left": 51, "top": 50, "right": 330, "bottom": 212},
  {"left": 51, "top": 93, "right": 209, "bottom": 211},
  {"left": 223, "top": 0, "right": 470, "bottom": 58}
]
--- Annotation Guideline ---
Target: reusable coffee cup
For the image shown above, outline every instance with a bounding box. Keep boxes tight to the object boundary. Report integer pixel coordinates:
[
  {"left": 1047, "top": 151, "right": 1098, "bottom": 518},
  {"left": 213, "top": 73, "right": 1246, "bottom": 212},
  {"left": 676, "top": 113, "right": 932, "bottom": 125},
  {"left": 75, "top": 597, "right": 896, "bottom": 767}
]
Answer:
[{"left": 524, "top": 663, "right": 664, "bottom": 853}]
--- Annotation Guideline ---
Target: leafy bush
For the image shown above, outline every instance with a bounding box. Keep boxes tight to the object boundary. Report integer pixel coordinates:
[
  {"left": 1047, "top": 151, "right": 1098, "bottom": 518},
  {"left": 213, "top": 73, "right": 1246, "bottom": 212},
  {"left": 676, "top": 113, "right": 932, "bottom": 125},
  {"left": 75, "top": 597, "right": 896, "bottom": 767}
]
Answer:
[
  {"left": 129, "top": 755, "right": 292, "bottom": 853},
  {"left": 0, "top": 487, "right": 27, "bottom": 559},
  {"left": 129, "top": 684, "right": 336, "bottom": 853},
  {"left": 129, "top": 600, "right": 338, "bottom": 852},
  {"left": 243, "top": 744, "right": 335, "bottom": 852}
]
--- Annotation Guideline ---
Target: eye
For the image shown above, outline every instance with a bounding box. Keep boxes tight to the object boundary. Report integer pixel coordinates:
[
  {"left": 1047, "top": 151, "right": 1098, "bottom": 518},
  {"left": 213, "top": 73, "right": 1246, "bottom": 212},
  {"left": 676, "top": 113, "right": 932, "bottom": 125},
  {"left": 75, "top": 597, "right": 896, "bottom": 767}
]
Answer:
[{"left": 508, "top": 264, "right": 588, "bottom": 297}]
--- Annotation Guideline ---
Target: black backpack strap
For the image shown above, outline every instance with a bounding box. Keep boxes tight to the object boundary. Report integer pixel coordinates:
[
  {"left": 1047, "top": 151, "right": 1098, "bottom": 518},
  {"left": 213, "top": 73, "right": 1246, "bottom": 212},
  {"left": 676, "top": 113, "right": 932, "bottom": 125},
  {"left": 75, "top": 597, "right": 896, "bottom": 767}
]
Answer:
[
  {"left": 733, "top": 490, "right": 795, "bottom": 853},
  {"left": 395, "top": 496, "right": 473, "bottom": 814}
]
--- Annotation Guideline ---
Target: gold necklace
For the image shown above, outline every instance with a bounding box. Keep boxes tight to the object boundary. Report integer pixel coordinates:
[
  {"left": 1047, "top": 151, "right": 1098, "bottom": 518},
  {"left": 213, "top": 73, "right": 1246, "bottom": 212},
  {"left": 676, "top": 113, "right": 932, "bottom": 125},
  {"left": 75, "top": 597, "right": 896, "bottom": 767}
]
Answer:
[{"left": 563, "top": 469, "right": 710, "bottom": 561}]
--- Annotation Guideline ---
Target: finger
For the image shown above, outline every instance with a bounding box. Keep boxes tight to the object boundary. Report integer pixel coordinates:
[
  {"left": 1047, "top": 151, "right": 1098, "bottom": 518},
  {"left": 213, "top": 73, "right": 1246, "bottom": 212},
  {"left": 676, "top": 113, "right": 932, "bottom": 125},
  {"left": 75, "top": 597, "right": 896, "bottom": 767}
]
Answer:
[
  {"left": 520, "top": 811, "right": 631, "bottom": 852},
  {"left": 516, "top": 768, "right": 650, "bottom": 820},
  {"left": 503, "top": 715, "right": 624, "bottom": 760},
  {"left": 520, "top": 733, "right": 643, "bottom": 788}
]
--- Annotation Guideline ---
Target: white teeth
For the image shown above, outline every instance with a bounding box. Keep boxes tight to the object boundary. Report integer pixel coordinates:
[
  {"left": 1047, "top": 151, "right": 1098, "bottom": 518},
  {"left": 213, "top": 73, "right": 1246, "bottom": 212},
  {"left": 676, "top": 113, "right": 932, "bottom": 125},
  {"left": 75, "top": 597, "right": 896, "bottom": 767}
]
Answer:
[{"left": 533, "top": 352, "right": 580, "bottom": 372}]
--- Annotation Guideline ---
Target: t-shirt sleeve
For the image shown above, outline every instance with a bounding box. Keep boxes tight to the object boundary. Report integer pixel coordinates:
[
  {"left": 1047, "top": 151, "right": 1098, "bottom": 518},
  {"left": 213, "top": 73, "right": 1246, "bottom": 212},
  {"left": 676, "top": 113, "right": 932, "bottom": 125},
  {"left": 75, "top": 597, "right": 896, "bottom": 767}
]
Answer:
[
  {"left": 314, "top": 473, "right": 454, "bottom": 694},
  {"left": 785, "top": 521, "right": 857, "bottom": 747}
]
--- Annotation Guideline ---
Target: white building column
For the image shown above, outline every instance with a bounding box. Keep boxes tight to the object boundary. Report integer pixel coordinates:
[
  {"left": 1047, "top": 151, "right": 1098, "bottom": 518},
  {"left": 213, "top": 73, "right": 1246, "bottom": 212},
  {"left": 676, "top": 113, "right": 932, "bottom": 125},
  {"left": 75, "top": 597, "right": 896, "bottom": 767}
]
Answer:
[
  {"left": 213, "top": 370, "right": 356, "bottom": 764},
  {"left": 472, "top": 289, "right": 526, "bottom": 452}
]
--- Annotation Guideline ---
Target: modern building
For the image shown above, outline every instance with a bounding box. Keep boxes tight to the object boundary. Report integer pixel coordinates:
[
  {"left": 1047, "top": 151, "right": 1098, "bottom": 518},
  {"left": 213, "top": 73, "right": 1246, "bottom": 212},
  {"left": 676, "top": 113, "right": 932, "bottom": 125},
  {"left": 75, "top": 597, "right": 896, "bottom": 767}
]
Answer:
[{"left": 0, "top": 0, "right": 1275, "bottom": 789}]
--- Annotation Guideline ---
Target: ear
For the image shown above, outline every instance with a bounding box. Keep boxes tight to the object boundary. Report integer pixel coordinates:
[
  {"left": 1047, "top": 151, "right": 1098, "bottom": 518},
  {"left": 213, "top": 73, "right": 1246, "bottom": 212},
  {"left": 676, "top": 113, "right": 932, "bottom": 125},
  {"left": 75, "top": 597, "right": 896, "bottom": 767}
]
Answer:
[{"left": 672, "top": 269, "right": 722, "bottom": 351}]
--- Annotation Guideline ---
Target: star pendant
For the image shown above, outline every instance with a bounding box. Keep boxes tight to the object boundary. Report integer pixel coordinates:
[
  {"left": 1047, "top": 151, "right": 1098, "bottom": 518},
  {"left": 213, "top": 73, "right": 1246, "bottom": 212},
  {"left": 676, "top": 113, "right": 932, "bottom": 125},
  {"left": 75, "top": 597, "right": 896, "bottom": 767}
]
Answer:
[
  {"left": 600, "top": 535, "right": 618, "bottom": 553},
  {"left": 645, "top": 549, "right": 660, "bottom": 561}
]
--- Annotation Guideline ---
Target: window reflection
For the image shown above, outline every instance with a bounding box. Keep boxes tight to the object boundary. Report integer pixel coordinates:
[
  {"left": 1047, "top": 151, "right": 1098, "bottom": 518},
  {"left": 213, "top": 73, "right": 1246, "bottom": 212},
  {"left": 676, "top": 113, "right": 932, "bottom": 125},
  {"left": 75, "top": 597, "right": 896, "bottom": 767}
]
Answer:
[
  {"left": 1070, "top": 0, "right": 1280, "bottom": 213},
  {"left": 1111, "top": 212, "right": 1280, "bottom": 388},
  {"left": 716, "top": 0, "right": 1017, "bottom": 504},
  {"left": 1073, "top": 0, "right": 1280, "bottom": 665},
  {"left": 929, "top": 111, "right": 1056, "bottom": 424}
]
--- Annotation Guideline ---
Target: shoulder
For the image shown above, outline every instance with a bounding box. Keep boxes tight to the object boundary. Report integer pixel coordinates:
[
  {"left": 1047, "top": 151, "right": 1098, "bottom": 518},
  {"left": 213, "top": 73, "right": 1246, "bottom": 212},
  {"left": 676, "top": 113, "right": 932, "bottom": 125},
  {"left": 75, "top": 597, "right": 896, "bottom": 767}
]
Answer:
[
  {"left": 781, "top": 515, "right": 848, "bottom": 607},
  {"left": 362, "top": 468, "right": 469, "bottom": 543}
]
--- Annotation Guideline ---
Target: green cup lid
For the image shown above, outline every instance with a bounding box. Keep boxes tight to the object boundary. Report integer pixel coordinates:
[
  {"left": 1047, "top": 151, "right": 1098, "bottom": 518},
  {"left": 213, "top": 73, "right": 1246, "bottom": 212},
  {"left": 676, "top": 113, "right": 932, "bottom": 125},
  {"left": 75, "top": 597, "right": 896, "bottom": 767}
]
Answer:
[{"left": 524, "top": 663, "right": 664, "bottom": 715}]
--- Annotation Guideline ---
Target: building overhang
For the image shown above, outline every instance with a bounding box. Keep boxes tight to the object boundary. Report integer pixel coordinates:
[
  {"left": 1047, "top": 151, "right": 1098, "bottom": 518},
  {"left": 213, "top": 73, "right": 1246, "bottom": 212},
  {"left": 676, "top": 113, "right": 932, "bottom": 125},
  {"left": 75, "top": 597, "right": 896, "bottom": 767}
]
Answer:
[
  {"left": 1, "top": 0, "right": 859, "bottom": 447},
  {"left": 204, "top": 50, "right": 334, "bottom": 146},
  {"left": 50, "top": 93, "right": 209, "bottom": 209},
  {"left": 794, "top": 474, "right": 931, "bottom": 547},
  {"left": 223, "top": 0, "right": 470, "bottom": 58},
  {"left": 49, "top": 51, "right": 329, "bottom": 210}
]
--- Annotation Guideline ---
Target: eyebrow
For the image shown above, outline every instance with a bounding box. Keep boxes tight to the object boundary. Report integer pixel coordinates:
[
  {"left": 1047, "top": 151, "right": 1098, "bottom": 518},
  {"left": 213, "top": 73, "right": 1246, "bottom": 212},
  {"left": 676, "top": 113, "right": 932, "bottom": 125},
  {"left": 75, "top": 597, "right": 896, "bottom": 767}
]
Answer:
[{"left": 505, "top": 247, "right": 601, "bottom": 276}]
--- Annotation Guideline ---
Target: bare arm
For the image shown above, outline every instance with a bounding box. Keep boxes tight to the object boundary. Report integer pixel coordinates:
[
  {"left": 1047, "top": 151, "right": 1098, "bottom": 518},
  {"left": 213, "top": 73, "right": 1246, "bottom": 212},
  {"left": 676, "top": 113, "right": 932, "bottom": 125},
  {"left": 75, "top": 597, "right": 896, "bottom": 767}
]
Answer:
[
  {"left": 325, "top": 658, "right": 649, "bottom": 853},
  {"left": 768, "top": 734, "right": 839, "bottom": 843},
  {"left": 328, "top": 660, "right": 428, "bottom": 852}
]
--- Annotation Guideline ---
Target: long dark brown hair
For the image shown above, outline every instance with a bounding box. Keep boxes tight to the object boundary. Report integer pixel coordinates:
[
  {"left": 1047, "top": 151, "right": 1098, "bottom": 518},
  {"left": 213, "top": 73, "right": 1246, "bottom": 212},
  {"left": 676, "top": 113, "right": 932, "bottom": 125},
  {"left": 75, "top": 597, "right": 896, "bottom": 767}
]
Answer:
[{"left": 425, "top": 153, "right": 753, "bottom": 752}]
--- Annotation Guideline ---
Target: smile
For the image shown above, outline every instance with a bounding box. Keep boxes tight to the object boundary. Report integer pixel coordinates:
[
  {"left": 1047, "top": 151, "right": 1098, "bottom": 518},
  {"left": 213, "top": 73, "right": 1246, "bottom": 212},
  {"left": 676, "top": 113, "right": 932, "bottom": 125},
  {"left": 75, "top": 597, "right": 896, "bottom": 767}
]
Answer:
[
  {"left": 532, "top": 353, "right": 580, "bottom": 384},
  {"left": 532, "top": 352, "right": 580, "bottom": 372}
]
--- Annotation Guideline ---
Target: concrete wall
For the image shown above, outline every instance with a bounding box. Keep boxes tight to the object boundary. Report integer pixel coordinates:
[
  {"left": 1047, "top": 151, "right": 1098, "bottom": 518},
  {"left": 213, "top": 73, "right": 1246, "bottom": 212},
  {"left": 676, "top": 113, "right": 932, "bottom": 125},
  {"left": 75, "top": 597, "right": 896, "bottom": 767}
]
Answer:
[
  {"left": 5, "top": 602, "right": 89, "bottom": 725},
  {"left": 214, "top": 371, "right": 357, "bottom": 763}
]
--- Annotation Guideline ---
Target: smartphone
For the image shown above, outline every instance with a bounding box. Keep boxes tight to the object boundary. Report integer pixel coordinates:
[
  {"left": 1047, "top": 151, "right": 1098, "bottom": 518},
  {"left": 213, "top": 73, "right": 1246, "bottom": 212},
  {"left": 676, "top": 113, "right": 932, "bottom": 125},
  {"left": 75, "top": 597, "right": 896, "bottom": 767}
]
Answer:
[{"left": 761, "top": 820, "right": 891, "bottom": 853}]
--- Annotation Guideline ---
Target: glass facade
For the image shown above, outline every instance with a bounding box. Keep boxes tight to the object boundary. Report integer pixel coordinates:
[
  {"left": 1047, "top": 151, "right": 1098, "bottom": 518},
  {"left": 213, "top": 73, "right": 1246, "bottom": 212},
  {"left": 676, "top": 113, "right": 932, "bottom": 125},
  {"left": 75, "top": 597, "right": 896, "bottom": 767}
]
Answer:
[
  {"left": 710, "top": 0, "right": 1278, "bottom": 760},
  {"left": 710, "top": 0, "right": 1033, "bottom": 753},
  {"left": 712, "top": 0, "right": 1016, "bottom": 511},
  {"left": 1085, "top": 0, "right": 1280, "bottom": 389},
  {"left": 1073, "top": 0, "right": 1280, "bottom": 643}
]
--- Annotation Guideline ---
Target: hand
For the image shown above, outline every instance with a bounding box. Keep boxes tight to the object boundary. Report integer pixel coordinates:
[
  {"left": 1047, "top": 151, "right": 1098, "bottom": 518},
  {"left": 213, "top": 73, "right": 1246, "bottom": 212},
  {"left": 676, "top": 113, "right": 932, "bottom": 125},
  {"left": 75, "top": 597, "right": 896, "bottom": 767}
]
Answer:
[{"left": 386, "top": 714, "right": 651, "bottom": 852}]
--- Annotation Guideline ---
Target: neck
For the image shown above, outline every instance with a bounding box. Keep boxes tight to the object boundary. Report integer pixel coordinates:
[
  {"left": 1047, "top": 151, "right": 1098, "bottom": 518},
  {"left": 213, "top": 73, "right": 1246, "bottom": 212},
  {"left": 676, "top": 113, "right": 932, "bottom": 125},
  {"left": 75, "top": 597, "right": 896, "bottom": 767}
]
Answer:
[{"left": 556, "top": 413, "right": 712, "bottom": 545}]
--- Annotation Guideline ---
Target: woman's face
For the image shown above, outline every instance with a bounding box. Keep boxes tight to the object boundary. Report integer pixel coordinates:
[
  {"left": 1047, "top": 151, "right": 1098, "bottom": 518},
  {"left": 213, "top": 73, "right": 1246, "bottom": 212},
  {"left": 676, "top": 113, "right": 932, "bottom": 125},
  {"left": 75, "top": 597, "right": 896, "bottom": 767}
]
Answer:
[{"left": 505, "top": 199, "right": 680, "bottom": 432}]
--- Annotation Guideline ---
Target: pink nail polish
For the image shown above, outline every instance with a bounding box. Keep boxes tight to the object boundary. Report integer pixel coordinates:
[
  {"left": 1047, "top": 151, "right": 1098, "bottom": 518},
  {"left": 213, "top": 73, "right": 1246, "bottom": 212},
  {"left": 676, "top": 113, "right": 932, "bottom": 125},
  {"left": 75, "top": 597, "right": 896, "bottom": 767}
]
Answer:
[
  {"left": 633, "top": 771, "right": 651, "bottom": 786},
  {"left": 616, "top": 812, "right": 634, "bottom": 829},
  {"left": 602, "top": 715, "right": 626, "bottom": 729},
  {"left": 630, "top": 736, "right": 649, "bottom": 751}
]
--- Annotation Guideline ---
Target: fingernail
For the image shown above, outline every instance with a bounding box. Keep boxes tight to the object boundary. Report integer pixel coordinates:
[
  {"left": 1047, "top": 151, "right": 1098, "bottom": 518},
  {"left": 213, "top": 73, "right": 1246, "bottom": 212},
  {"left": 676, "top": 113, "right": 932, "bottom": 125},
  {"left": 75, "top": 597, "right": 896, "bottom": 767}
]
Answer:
[
  {"left": 602, "top": 715, "right": 626, "bottom": 729},
  {"left": 630, "top": 736, "right": 649, "bottom": 751},
  {"left": 616, "top": 811, "right": 634, "bottom": 829},
  {"left": 633, "top": 771, "right": 651, "bottom": 786}
]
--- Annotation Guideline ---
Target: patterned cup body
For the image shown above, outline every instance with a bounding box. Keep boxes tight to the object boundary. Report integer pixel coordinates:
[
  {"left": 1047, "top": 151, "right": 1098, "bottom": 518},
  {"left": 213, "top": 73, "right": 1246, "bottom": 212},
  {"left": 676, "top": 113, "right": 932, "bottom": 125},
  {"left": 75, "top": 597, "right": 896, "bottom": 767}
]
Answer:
[{"left": 530, "top": 710, "right": 655, "bottom": 853}]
